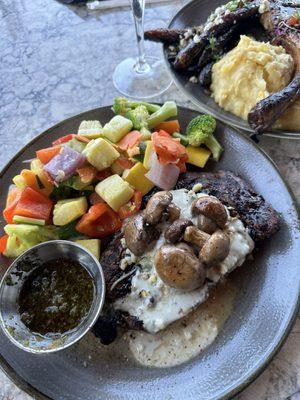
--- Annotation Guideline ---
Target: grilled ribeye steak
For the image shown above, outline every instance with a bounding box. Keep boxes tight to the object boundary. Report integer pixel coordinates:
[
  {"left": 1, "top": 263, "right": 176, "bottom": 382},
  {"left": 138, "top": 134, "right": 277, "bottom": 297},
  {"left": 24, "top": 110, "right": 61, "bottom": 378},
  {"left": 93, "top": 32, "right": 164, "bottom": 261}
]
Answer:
[
  {"left": 101, "top": 171, "right": 279, "bottom": 302},
  {"left": 95, "top": 171, "right": 280, "bottom": 343},
  {"left": 145, "top": 0, "right": 300, "bottom": 133}
]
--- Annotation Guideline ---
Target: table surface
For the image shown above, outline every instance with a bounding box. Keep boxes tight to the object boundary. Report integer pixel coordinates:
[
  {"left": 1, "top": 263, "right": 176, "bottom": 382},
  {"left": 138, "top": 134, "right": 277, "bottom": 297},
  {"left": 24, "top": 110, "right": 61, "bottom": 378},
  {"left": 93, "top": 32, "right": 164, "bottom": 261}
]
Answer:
[{"left": 0, "top": 0, "right": 299, "bottom": 399}]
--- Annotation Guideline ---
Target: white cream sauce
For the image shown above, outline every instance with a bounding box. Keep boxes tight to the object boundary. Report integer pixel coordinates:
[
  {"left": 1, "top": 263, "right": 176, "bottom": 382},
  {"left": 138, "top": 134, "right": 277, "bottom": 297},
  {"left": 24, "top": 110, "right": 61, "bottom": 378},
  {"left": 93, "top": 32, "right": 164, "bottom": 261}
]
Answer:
[
  {"left": 127, "top": 280, "right": 236, "bottom": 367},
  {"left": 114, "top": 189, "right": 254, "bottom": 334},
  {"left": 81, "top": 281, "right": 236, "bottom": 369}
]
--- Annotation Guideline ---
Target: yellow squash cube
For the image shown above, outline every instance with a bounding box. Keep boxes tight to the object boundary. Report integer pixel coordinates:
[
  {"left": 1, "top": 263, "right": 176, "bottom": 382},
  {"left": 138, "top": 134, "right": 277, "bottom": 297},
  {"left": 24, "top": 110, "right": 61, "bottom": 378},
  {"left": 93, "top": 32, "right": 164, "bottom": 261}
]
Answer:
[
  {"left": 82, "top": 138, "right": 120, "bottom": 171},
  {"left": 125, "top": 162, "right": 154, "bottom": 196},
  {"left": 186, "top": 145, "right": 211, "bottom": 168},
  {"left": 53, "top": 197, "right": 88, "bottom": 226},
  {"left": 75, "top": 239, "right": 101, "bottom": 259},
  {"left": 95, "top": 174, "right": 134, "bottom": 211},
  {"left": 78, "top": 120, "right": 103, "bottom": 139},
  {"left": 143, "top": 141, "right": 154, "bottom": 170},
  {"left": 102, "top": 115, "right": 133, "bottom": 143}
]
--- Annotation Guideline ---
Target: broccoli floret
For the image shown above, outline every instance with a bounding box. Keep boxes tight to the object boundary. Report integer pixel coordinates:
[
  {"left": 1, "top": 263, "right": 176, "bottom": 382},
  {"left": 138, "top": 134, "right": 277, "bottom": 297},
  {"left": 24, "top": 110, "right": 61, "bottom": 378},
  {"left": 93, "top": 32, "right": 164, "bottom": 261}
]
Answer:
[
  {"left": 186, "top": 115, "right": 223, "bottom": 161},
  {"left": 172, "top": 132, "right": 190, "bottom": 146},
  {"left": 204, "top": 134, "right": 223, "bottom": 162},
  {"left": 147, "top": 101, "right": 178, "bottom": 129},
  {"left": 125, "top": 105, "right": 150, "bottom": 130},
  {"left": 186, "top": 115, "right": 216, "bottom": 146},
  {"left": 113, "top": 97, "right": 160, "bottom": 115}
]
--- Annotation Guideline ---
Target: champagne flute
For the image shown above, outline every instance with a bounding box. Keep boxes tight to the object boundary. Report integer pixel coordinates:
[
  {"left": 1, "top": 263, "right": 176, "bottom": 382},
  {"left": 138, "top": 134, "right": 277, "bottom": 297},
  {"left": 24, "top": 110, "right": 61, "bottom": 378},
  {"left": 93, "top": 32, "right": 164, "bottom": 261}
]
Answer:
[{"left": 113, "top": 0, "right": 172, "bottom": 98}]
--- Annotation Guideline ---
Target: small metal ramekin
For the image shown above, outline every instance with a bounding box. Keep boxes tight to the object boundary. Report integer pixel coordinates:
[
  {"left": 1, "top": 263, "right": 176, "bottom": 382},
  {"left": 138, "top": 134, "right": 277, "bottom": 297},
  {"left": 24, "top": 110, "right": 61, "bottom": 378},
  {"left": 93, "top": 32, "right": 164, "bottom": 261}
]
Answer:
[{"left": 0, "top": 240, "right": 105, "bottom": 353}]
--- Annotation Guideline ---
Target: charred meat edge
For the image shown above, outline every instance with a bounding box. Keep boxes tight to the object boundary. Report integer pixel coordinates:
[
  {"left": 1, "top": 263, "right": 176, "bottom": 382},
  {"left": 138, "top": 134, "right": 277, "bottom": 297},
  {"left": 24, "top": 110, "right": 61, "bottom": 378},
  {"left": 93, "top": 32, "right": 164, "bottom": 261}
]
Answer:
[{"left": 96, "top": 171, "right": 280, "bottom": 341}]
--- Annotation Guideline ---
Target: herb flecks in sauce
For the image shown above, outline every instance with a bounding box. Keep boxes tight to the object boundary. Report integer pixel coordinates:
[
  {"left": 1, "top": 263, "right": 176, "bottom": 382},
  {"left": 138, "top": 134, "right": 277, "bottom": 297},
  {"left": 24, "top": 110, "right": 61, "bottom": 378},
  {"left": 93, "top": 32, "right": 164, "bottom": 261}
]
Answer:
[{"left": 19, "top": 258, "right": 94, "bottom": 336}]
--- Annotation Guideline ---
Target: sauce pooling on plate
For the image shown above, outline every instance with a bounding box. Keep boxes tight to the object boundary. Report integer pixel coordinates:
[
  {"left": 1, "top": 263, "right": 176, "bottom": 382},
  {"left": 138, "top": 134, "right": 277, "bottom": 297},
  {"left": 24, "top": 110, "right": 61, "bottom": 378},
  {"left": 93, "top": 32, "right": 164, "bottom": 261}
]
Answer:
[{"left": 19, "top": 258, "right": 94, "bottom": 336}]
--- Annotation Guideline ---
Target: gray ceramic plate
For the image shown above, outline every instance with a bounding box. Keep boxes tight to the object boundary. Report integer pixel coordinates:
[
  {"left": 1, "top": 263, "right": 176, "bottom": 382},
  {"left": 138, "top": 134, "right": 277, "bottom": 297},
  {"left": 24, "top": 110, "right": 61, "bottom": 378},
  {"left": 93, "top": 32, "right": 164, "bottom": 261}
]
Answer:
[
  {"left": 0, "top": 106, "right": 299, "bottom": 400},
  {"left": 165, "top": 0, "right": 300, "bottom": 139}
]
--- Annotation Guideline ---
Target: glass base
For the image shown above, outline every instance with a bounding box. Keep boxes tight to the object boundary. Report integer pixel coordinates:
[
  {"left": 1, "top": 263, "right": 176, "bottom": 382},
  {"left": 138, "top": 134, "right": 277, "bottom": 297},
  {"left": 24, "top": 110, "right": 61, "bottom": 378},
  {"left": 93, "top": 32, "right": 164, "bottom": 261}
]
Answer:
[{"left": 113, "top": 56, "right": 172, "bottom": 99}]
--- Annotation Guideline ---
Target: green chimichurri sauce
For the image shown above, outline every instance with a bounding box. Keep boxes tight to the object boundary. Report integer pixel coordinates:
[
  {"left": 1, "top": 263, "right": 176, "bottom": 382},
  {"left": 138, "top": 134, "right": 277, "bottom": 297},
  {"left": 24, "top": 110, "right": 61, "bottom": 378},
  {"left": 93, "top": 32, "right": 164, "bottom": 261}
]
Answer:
[{"left": 19, "top": 258, "right": 94, "bottom": 336}]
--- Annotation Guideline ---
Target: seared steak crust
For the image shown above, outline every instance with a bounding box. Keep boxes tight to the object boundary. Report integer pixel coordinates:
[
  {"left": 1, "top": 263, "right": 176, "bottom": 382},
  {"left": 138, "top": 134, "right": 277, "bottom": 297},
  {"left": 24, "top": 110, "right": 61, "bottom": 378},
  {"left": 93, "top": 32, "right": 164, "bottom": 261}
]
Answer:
[
  {"left": 174, "top": 171, "right": 280, "bottom": 242},
  {"left": 100, "top": 233, "right": 136, "bottom": 302},
  {"left": 97, "top": 171, "right": 280, "bottom": 341}
]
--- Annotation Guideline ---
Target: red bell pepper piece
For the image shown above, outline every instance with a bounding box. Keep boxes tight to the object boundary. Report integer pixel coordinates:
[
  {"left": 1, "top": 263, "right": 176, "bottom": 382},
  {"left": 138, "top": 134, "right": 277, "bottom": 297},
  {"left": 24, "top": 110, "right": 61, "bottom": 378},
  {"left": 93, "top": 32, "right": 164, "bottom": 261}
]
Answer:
[
  {"left": 118, "top": 191, "right": 142, "bottom": 220},
  {"left": 52, "top": 134, "right": 90, "bottom": 146},
  {"left": 3, "top": 188, "right": 23, "bottom": 224},
  {"left": 76, "top": 135, "right": 90, "bottom": 143},
  {"left": 89, "top": 192, "right": 105, "bottom": 205},
  {"left": 76, "top": 203, "right": 122, "bottom": 238},
  {"left": 0, "top": 235, "right": 8, "bottom": 254},
  {"left": 14, "top": 187, "right": 53, "bottom": 221},
  {"left": 96, "top": 169, "right": 112, "bottom": 181},
  {"left": 116, "top": 156, "right": 135, "bottom": 170},
  {"left": 36, "top": 146, "right": 61, "bottom": 164},
  {"left": 77, "top": 166, "right": 98, "bottom": 184},
  {"left": 52, "top": 134, "right": 74, "bottom": 145}
]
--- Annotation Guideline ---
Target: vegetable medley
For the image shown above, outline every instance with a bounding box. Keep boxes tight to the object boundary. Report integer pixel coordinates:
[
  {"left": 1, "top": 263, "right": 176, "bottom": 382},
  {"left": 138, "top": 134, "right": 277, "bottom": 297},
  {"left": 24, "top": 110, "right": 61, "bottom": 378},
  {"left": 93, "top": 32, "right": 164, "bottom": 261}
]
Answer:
[{"left": 0, "top": 98, "right": 223, "bottom": 259}]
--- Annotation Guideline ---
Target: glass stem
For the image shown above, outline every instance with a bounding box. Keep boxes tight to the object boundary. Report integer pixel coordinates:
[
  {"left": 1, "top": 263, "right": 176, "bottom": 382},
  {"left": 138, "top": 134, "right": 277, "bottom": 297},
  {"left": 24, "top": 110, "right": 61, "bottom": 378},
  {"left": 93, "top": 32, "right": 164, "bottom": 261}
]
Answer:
[{"left": 131, "top": 0, "right": 149, "bottom": 73}]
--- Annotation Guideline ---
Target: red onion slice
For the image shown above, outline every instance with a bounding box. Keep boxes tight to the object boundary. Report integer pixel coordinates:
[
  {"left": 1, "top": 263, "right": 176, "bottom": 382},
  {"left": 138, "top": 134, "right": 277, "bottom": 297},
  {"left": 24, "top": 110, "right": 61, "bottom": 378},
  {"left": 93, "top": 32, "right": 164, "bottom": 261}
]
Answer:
[
  {"left": 145, "top": 152, "right": 180, "bottom": 190},
  {"left": 44, "top": 146, "right": 86, "bottom": 183}
]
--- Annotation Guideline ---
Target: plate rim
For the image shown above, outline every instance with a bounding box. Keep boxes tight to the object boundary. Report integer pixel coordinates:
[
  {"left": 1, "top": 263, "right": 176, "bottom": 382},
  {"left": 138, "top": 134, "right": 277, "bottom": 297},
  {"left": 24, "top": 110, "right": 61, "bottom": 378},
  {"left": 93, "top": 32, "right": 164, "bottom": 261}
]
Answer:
[
  {"left": 165, "top": 0, "right": 300, "bottom": 140},
  {"left": 0, "top": 104, "right": 299, "bottom": 400}
]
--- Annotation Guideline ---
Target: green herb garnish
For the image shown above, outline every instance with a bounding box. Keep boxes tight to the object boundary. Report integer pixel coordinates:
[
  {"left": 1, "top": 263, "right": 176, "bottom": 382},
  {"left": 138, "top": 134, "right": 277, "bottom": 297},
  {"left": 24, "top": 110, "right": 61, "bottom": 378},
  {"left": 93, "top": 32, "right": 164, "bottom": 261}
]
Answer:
[{"left": 35, "top": 175, "right": 45, "bottom": 190}]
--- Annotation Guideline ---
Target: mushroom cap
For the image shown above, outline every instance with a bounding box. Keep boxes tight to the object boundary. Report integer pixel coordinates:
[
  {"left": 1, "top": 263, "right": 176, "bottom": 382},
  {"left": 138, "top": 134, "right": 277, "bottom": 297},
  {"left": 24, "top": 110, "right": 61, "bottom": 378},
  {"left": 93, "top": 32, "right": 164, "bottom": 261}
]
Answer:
[
  {"left": 155, "top": 244, "right": 206, "bottom": 291},
  {"left": 192, "top": 196, "right": 228, "bottom": 229},
  {"left": 164, "top": 218, "right": 193, "bottom": 244},
  {"left": 197, "top": 214, "right": 218, "bottom": 234},
  {"left": 167, "top": 203, "right": 181, "bottom": 222},
  {"left": 199, "top": 230, "right": 230, "bottom": 267},
  {"left": 123, "top": 213, "right": 159, "bottom": 256},
  {"left": 144, "top": 191, "right": 173, "bottom": 225}
]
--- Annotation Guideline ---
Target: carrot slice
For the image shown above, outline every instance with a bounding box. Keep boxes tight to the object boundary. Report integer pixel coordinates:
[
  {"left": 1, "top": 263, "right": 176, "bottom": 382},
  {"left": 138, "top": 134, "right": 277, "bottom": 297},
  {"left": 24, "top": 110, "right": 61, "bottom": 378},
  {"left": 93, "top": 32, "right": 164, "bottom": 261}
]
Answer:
[
  {"left": 36, "top": 146, "right": 61, "bottom": 164},
  {"left": 118, "top": 131, "right": 142, "bottom": 151},
  {"left": 155, "top": 120, "right": 180, "bottom": 134},
  {"left": 152, "top": 130, "right": 188, "bottom": 165}
]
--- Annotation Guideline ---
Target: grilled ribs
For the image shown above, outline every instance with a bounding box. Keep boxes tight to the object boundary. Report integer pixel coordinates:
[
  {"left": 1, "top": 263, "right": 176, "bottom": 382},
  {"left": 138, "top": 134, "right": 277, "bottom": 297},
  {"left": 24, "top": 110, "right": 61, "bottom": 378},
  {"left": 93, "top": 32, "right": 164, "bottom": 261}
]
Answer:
[{"left": 145, "top": 0, "right": 300, "bottom": 133}]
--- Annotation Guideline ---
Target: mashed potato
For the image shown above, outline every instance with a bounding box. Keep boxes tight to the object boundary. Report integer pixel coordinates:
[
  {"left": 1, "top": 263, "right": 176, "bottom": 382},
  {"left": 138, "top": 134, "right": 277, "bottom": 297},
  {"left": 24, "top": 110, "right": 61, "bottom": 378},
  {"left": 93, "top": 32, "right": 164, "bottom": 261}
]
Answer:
[{"left": 210, "top": 35, "right": 300, "bottom": 131}]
